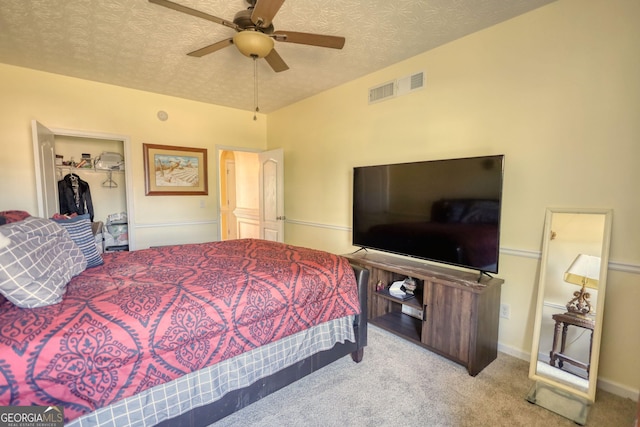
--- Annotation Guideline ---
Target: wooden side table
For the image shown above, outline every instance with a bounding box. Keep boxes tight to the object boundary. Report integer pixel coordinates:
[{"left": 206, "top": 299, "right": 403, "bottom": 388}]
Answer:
[{"left": 549, "top": 312, "right": 595, "bottom": 378}]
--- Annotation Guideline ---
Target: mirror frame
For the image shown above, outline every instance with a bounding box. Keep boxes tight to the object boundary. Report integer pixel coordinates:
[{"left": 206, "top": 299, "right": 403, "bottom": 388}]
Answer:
[{"left": 528, "top": 207, "right": 613, "bottom": 402}]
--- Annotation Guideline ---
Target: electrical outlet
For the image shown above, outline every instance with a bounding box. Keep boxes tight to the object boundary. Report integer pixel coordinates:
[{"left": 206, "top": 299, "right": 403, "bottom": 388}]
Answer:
[{"left": 500, "top": 303, "right": 511, "bottom": 319}]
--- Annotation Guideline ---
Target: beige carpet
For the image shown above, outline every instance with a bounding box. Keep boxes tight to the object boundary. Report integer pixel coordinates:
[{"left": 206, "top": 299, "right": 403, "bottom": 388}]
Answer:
[{"left": 212, "top": 326, "right": 636, "bottom": 426}]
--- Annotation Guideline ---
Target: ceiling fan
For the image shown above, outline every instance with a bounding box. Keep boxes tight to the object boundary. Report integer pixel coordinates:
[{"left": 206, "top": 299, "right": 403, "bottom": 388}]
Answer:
[{"left": 149, "top": 0, "right": 346, "bottom": 72}]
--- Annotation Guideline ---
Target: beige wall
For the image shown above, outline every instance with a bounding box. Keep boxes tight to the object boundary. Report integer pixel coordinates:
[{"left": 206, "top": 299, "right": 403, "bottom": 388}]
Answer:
[
  {"left": 0, "top": 0, "right": 637, "bottom": 401},
  {"left": 234, "top": 151, "right": 260, "bottom": 212},
  {"left": 0, "top": 63, "right": 267, "bottom": 247},
  {"left": 267, "top": 0, "right": 639, "bottom": 398},
  {"left": 233, "top": 150, "right": 261, "bottom": 239}
]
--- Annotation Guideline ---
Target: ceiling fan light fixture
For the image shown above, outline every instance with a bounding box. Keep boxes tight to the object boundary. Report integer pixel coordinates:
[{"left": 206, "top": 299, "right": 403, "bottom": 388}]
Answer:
[{"left": 233, "top": 31, "right": 274, "bottom": 58}]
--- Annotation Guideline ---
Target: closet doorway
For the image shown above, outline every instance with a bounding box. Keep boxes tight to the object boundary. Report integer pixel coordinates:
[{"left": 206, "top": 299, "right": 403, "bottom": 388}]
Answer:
[{"left": 32, "top": 120, "right": 136, "bottom": 249}]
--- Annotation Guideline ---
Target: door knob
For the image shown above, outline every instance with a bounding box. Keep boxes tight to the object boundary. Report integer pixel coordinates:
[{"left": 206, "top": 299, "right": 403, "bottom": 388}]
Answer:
[{"left": 276, "top": 216, "right": 286, "bottom": 220}]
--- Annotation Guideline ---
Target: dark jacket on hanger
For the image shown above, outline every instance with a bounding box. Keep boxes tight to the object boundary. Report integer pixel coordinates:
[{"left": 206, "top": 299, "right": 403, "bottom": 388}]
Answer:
[{"left": 58, "top": 173, "right": 94, "bottom": 221}]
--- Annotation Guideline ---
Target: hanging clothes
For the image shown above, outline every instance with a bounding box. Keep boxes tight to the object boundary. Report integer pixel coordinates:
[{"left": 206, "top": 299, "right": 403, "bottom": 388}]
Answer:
[{"left": 58, "top": 173, "right": 95, "bottom": 221}]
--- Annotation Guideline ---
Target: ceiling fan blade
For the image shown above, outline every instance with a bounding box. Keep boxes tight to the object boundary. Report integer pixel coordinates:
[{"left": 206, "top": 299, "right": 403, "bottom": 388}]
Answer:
[
  {"left": 273, "top": 30, "right": 345, "bottom": 49},
  {"left": 251, "top": 0, "right": 285, "bottom": 28},
  {"left": 265, "top": 49, "right": 289, "bottom": 72},
  {"left": 187, "top": 38, "right": 234, "bottom": 57},
  {"left": 149, "top": 0, "right": 239, "bottom": 31}
]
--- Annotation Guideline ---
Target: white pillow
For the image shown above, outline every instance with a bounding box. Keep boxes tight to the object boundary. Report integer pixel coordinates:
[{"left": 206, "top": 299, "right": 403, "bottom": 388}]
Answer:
[
  {"left": 0, "top": 231, "right": 10, "bottom": 249},
  {"left": 0, "top": 217, "right": 86, "bottom": 308}
]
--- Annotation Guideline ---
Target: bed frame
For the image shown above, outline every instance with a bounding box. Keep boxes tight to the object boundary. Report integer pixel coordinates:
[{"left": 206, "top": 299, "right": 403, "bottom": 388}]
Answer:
[{"left": 157, "top": 264, "right": 369, "bottom": 427}]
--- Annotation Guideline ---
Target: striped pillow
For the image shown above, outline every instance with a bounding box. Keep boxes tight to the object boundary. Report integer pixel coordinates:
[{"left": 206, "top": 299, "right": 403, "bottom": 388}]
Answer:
[{"left": 52, "top": 214, "right": 104, "bottom": 268}]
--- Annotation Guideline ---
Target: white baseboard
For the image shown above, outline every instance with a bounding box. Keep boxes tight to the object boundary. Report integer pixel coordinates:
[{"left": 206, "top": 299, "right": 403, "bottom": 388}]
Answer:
[
  {"left": 595, "top": 378, "right": 640, "bottom": 402},
  {"left": 497, "top": 343, "right": 639, "bottom": 401},
  {"left": 498, "top": 342, "right": 530, "bottom": 361}
]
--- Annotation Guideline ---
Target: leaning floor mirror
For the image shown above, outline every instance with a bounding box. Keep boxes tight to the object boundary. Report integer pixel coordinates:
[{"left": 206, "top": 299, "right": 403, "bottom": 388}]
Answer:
[{"left": 527, "top": 208, "right": 613, "bottom": 425}]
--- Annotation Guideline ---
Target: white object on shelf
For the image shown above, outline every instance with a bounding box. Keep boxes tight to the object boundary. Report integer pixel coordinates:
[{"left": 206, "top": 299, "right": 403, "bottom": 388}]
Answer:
[
  {"left": 94, "top": 152, "right": 124, "bottom": 171},
  {"left": 389, "top": 280, "right": 407, "bottom": 298}
]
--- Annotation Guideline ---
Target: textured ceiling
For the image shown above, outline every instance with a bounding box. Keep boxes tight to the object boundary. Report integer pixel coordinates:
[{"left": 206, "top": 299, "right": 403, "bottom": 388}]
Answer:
[{"left": 0, "top": 0, "right": 555, "bottom": 113}]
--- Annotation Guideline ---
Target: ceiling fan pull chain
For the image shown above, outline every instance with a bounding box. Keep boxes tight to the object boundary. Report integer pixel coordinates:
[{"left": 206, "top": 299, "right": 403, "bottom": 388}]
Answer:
[{"left": 253, "top": 56, "right": 259, "bottom": 121}]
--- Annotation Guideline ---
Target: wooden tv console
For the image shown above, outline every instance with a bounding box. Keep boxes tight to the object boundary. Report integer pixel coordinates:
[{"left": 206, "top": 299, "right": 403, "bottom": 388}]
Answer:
[{"left": 344, "top": 251, "right": 503, "bottom": 376}]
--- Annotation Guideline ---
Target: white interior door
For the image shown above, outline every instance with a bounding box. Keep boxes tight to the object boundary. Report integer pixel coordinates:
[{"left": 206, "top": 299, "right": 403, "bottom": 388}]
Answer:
[
  {"left": 32, "top": 120, "right": 58, "bottom": 218},
  {"left": 224, "top": 159, "right": 238, "bottom": 240},
  {"left": 258, "top": 148, "right": 284, "bottom": 242}
]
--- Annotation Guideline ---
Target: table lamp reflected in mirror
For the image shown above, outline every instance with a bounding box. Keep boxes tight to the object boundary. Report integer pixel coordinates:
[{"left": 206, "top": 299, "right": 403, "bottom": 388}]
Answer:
[{"left": 564, "top": 254, "right": 600, "bottom": 315}]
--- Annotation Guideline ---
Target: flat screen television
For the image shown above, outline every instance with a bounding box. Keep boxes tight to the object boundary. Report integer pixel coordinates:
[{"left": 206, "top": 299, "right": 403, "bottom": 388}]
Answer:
[{"left": 352, "top": 154, "right": 504, "bottom": 275}]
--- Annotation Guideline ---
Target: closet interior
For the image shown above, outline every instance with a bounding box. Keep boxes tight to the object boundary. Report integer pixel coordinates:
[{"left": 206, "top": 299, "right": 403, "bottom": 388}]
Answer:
[{"left": 54, "top": 135, "right": 129, "bottom": 253}]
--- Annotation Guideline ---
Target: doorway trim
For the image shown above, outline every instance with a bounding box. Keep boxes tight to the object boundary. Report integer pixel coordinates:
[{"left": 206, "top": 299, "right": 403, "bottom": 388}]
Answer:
[
  {"left": 215, "top": 145, "right": 262, "bottom": 241},
  {"left": 36, "top": 124, "right": 136, "bottom": 250}
]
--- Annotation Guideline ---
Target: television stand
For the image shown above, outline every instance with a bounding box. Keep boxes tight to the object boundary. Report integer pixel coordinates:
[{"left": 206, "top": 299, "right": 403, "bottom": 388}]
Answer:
[{"left": 344, "top": 251, "right": 503, "bottom": 376}]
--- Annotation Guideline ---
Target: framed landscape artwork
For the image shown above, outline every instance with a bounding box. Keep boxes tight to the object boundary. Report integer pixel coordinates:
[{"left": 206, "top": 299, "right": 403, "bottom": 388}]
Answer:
[{"left": 143, "top": 143, "right": 208, "bottom": 196}]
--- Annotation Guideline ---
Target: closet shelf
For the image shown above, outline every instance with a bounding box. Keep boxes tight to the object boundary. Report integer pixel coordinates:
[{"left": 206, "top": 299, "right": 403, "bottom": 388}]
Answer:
[
  {"left": 56, "top": 165, "right": 124, "bottom": 173},
  {"left": 56, "top": 165, "right": 123, "bottom": 188}
]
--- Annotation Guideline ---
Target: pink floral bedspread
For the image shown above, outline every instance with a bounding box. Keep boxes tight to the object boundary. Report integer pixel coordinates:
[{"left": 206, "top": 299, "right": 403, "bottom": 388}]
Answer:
[{"left": 0, "top": 239, "right": 359, "bottom": 423}]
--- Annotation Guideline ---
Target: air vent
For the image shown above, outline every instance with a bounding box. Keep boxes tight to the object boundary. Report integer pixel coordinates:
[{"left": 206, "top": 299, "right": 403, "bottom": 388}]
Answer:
[
  {"left": 369, "top": 72, "right": 425, "bottom": 105},
  {"left": 397, "top": 71, "right": 425, "bottom": 96},
  {"left": 368, "top": 81, "right": 395, "bottom": 104}
]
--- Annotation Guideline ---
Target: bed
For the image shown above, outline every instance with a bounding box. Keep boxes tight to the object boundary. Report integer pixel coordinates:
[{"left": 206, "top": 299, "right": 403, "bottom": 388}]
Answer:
[{"left": 0, "top": 214, "right": 368, "bottom": 426}]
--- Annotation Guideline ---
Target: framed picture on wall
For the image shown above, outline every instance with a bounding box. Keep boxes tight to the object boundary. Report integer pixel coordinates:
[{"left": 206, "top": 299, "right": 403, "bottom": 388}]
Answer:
[{"left": 143, "top": 143, "right": 208, "bottom": 196}]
